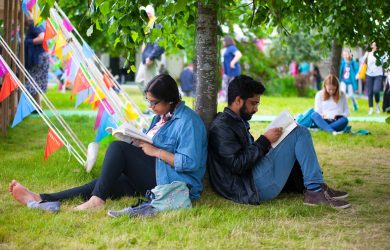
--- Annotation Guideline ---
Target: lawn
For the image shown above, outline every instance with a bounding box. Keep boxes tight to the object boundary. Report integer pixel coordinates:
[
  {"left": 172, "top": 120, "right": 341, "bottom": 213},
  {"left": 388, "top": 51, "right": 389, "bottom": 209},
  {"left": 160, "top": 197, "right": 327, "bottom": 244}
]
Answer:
[{"left": 0, "top": 87, "right": 389, "bottom": 249}]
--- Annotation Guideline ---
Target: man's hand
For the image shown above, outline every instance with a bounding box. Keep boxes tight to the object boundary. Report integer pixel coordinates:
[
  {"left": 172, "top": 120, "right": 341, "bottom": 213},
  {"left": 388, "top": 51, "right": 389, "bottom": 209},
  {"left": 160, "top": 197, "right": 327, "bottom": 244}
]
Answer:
[
  {"left": 145, "top": 58, "right": 153, "bottom": 65},
  {"left": 138, "top": 141, "right": 158, "bottom": 157},
  {"left": 264, "top": 127, "right": 283, "bottom": 143}
]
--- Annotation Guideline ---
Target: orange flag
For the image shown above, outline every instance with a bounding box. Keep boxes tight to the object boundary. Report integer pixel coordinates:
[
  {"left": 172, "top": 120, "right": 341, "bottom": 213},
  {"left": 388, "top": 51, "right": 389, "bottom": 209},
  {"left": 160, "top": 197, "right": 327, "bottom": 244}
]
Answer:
[
  {"left": 44, "top": 128, "right": 64, "bottom": 160},
  {"left": 72, "top": 69, "right": 90, "bottom": 95},
  {"left": 103, "top": 73, "right": 114, "bottom": 89},
  {"left": 42, "top": 19, "right": 57, "bottom": 51},
  {"left": 0, "top": 72, "right": 18, "bottom": 102}
]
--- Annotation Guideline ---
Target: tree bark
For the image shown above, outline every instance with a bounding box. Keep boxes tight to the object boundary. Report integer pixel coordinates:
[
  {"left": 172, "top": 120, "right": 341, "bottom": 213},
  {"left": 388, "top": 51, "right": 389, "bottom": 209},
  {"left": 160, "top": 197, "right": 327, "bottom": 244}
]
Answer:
[
  {"left": 330, "top": 39, "right": 342, "bottom": 76},
  {"left": 195, "top": 0, "right": 218, "bottom": 129}
]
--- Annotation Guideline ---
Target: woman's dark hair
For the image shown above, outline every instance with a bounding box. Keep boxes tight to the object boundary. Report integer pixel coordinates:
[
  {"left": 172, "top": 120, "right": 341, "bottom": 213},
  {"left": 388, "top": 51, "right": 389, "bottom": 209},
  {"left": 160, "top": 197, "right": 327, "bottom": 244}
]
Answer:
[
  {"left": 144, "top": 74, "right": 181, "bottom": 104},
  {"left": 223, "top": 36, "right": 235, "bottom": 47},
  {"left": 227, "top": 75, "right": 265, "bottom": 105}
]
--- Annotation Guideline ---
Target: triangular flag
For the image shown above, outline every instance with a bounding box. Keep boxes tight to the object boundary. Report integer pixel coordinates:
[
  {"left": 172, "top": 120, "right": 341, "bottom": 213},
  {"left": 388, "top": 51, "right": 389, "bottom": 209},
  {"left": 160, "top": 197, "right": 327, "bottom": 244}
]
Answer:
[
  {"left": 32, "top": 4, "right": 42, "bottom": 26},
  {"left": 95, "top": 110, "right": 117, "bottom": 142},
  {"left": 63, "top": 18, "right": 73, "bottom": 32},
  {"left": 11, "top": 93, "right": 36, "bottom": 128},
  {"left": 125, "top": 102, "right": 139, "bottom": 121},
  {"left": 94, "top": 101, "right": 105, "bottom": 130},
  {"left": 89, "top": 86, "right": 106, "bottom": 104},
  {"left": 53, "top": 32, "right": 66, "bottom": 58},
  {"left": 22, "top": 0, "right": 29, "bottom": 16},
  {"left": 68, "top": 60, "right": 78, "bottom": 82},
  {"left": 72, "top": 69, "right": 90, "bottom": 95},
  {"left": 26, "top": 0, "right": 37, "bottom": 11},
  {"left": 42, "top": 19, "right": 57, "bottom": 51},
  {"left": 82, "top": 43, "right": 94, "bottom": 59},
  {"left": 103, "top": 73, "right": 114, "bottom": 89},
  {"left": 0, "top": 56, "right": 8, "bottom": 77},
  {"left": 0, "top": 73, "right": 18, "bottom": 102},
  {"left": 75, "top": 88, "right": 91, "bottom": 108},
  {"left": 44, "top": 128, "right": 64, "bottom": 160}
]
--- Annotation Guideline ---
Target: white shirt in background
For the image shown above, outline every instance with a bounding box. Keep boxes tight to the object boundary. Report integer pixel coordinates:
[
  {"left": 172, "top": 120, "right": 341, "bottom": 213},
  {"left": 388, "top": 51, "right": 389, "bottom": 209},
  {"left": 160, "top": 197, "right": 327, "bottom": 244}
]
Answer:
[{"left": 314, "top": 90, "right": 350, "bottom": 119}]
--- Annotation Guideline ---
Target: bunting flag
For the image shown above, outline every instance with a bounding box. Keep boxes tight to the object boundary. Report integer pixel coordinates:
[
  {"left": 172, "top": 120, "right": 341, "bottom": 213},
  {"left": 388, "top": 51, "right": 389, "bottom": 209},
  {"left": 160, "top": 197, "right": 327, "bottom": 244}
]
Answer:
[
  {"left": 21, "top": 0, "right": 29, "bottom": 16},
  {"left": 42, "top": 19, "right": 57, "bottom": 51},
  {"left": 54, "top": 32, "right": 67, "bottom": 59},
  {"left": 94, "top": 101, "right": 105, "bottom": 130},
  {"left": 26, "top": 0, "right": 37, "bottom": 11},
  {"left": 95, "top": 109, "right": 117, "bottom": 142},
  {"left": 72, "top": 68, "right": 90, "bottom": 95},
  {"left": 11, "top": 93, "right": 36, "bottom": 128},
  {"left": 75, "top": 88, "right": 91, "bottom": 108},
  {"left": 103, "top": 73, "right": 114, "bottom": 89},
  {"left": 32, "top": 4, "right": 43, "bottom": 26},
  {"left": 68, "top": 59, "right": 78, "bottom": 82},
  {"left": 44, "top": 128, "right": 64, "bottom": 160},
  {"left": 63, "top": 18, "right": 73, "bottom": 32},
  {"left": 82, "top": 43, "right": 94, "bottom": 59},
  {"left": 88, "top": 86, "right": 106, "bottom": 105},
  {"left": 0, "top": 56, "right": 8, "bottom": 77},
  {"left": 0, "top": 73, "right": 18, "bottom": 102},
  {"left": 125, "top": 102, "right": 139, "bottom": 121}
]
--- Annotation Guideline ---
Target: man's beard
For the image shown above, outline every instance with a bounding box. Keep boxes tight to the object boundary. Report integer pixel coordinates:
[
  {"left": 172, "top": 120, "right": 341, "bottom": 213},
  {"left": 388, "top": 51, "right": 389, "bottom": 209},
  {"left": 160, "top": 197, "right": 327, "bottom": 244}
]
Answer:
[{"left": 239, "top": 105, "right": 254, "bottom": 121}]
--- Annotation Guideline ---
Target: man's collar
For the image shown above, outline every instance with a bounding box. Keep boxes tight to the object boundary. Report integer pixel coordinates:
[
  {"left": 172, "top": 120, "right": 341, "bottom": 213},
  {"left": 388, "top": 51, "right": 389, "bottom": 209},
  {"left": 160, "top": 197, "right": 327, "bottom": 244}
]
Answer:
[{"left": 224, "top": 107, "right": 242, "bottom": 121}]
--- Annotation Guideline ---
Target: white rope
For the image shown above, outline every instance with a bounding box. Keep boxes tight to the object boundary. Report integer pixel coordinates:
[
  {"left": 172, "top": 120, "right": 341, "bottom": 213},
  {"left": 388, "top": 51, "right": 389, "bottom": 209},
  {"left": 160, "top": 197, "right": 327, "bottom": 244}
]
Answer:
[{"left": 0, "top": 36, "right": 86, "bottom": 166}]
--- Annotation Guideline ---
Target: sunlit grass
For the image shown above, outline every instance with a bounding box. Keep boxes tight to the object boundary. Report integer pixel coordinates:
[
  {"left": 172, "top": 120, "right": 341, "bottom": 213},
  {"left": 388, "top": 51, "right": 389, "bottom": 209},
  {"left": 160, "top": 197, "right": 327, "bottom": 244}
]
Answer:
[{"left": 0, "top": 87, "right": 389, "bottom": 249}]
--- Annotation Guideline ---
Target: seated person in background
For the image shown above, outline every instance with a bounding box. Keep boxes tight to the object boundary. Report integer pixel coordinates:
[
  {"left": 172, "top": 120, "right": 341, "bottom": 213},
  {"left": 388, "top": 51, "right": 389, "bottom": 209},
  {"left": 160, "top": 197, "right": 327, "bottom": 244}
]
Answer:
[
  {"left": 207, "top": 75, "right": 350, "bottom": 209},
  {"left": 311, "top": 74, "right": 349, "bottom": 135},
  {"left": 9, "top": 74, "right": 207, "bottom": 210},
  {"left": 179, "top": 63, "right": 195, "bottom": 97}
]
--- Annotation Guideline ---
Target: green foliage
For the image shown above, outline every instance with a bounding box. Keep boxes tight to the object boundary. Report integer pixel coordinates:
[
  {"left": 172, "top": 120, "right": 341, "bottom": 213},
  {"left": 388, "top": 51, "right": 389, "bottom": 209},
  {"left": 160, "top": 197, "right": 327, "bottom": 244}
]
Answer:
[{"left": 264, "top": 76, "right": 297, "bottom": 97}]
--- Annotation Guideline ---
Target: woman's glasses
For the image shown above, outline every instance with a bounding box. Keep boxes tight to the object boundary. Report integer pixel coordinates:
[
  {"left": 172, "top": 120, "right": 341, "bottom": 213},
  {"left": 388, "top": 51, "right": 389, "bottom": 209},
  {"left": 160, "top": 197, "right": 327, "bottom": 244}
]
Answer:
[{"left": 146, "top": 98, "right": 162, "bottom": 107}]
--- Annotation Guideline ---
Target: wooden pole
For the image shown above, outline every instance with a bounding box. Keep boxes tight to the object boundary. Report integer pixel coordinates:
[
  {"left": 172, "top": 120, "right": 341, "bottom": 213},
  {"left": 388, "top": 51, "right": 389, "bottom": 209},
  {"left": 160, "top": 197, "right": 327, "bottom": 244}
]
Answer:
[
  {"left": 10, "top": 0, "right": 18, "bottom": 120},
  {"left": 1, "top": 0, "right": 11, "bottom": 135}
]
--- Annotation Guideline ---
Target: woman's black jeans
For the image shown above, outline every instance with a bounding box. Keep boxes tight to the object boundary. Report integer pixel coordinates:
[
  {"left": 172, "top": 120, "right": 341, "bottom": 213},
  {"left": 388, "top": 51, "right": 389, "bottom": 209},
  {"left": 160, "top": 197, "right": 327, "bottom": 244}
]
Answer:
[{"left": 40, "top": 141, "right": 156, "bottom": 201}]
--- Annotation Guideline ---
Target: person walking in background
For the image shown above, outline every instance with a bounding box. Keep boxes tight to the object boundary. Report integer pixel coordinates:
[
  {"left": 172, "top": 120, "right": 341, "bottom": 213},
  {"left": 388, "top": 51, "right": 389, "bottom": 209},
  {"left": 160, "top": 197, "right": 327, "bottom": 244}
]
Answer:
[
  {"left": 339, "top": 49, "right": 359, "bottom": 111},
  {"left": 311, "top": 75, "right": 350, "bottom": 135},
  {"left": 219, "top": 36, "right": 242, "bottom": 102},
  {"left": 179, "top": 62, "right": 195, "bottom": 97},
  {"left": 289, "top": 60, "right": 299, "bottom": 77},
  {"left": 362, "top": 42, "right": 387, "bottom": 115},
  {"left": 312, "top": 65, "right": 323, "bottom": 90},
  {"left": 25, "top": 13, "right": 49, "bottom": 106}
]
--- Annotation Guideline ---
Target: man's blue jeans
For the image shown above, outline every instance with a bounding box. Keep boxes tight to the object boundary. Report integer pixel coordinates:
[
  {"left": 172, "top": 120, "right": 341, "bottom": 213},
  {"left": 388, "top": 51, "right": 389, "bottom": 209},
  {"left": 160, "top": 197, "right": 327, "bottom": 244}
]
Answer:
[
  {"left": 252, "top": 126, "right": 324, "bottom": 201},
  {"left": 311, "top": 111, "right": 348, "bottom": 133}
]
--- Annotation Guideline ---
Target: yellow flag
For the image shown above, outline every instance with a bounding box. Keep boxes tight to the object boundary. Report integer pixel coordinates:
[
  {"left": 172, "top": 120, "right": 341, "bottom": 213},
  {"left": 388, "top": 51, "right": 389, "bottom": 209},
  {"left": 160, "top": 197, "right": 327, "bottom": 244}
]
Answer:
[
  {"left": 54, "top": 32, "right": 67, "bottom": 58},
  {"left": 32, "top": 5, "right": 43, "bottom": 26},
  {"left": 125, "top": 103, "right": 139, "bottom": 121}
]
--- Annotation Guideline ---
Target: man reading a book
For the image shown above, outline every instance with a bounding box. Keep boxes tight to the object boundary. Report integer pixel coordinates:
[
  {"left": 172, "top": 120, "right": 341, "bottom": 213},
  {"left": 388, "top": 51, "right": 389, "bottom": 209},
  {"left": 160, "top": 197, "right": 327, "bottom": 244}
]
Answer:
[{"left": 207, "top": 75, "right": 350, "bottom": 209}]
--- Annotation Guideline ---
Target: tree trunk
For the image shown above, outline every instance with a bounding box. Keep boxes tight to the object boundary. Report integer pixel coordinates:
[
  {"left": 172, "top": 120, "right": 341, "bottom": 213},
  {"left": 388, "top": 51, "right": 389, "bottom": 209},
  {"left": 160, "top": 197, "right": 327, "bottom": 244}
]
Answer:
[
  {"left": 195, "top": 0, "right": 218, "bottom": 129},
  {"left": 330, "top": 39, "right": 342, "bottom": 76}
]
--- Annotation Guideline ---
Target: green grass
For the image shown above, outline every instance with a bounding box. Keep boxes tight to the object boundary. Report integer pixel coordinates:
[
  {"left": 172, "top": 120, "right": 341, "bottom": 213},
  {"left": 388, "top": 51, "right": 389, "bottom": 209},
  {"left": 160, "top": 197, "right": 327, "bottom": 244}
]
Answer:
[{"left": 1, "top": 88, "right": 389, "bottom": 249}]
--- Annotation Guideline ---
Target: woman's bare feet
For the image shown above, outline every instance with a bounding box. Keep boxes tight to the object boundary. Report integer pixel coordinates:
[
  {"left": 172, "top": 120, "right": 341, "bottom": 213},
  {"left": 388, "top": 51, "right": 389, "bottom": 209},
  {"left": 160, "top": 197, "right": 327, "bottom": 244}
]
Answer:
[
  {"left": 9, "top": 180, "right": 42, "bottom": 205},
  {"left": 74, "top": 196, "right": 105, "bottom": 210}
]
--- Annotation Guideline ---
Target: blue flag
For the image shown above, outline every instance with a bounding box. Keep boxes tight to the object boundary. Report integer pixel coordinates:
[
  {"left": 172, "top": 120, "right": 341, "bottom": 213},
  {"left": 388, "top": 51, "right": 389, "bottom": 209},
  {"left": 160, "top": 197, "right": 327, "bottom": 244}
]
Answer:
[
  {"left": 12, "top": 93, "right": 36, "bottom": 128},
  {"left": 75, "top": 88, "right": 91, "bottom": 108},
  {"left": 95, "top": 110, "right": 117, "bottom": 142},
  {"left": 82, "top": 43, "right": 94, "bottom": 59}
]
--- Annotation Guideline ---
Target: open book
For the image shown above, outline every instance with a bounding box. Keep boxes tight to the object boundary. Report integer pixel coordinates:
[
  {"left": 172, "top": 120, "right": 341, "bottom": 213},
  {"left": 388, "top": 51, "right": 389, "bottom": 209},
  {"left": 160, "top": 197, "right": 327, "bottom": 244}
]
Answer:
[
  {"left": 106, "top": 123, "right": 152, "bottom": 145},
  {"left": 265, "top": 110, "right": 297, "bottom": 148}
]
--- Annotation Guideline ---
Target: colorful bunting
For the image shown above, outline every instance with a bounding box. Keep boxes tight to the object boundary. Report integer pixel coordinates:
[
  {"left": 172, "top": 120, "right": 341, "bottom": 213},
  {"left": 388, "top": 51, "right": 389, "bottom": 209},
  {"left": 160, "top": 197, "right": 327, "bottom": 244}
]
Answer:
[
  {"left": 95, "top": 110, "right": 117, "bottom": 142},
  {"left": 21, "top": 0, "right": 29, "bottom": 16},
  {"left": 125, "top": 102, "right": 139, "bottom": 121},
  {"left": 103, "top": 73, "right": 114, "bottom": 89},
  {"left": 72, "top": 69, "right": 90, "bottom": 95},
  {"left": 26, "top": 0, "right": 37, "bottom": 11},
  {"left": 94, "top": 101, "right": 105, "bottom": 130},
  {"left": 75, "top": 88, "right": 91, "bottom": 108},
  {"left": 63, "top": 18, "right": 73, "bottom": 32},
  {"left": 11, "top": 93, "right": 36, "bottom": 128},
  {"left": 44, "top": 128, "right": 64, "bottom": 160},
  {"left": 0, "top": 56, "right": 8, "bottom": 77},
  {"left": 0, "top": 73, "right": 18, "bottom": 102},
  {"left": 42, "top": 19, "right": 57, "bottom": 51},
  {"left": 32, "top": 4, "right": 43, "bottom": 26},
  {"left": 82, "top": 43, "right": 94, "bottom": 59}
]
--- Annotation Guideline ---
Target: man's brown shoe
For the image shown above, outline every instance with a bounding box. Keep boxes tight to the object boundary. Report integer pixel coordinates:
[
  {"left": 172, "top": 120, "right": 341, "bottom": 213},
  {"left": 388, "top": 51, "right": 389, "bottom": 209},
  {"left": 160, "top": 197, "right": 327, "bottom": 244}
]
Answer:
[
  {"left": 304, "top": 189, "right": 351, "bottom": 209},
  {"left": 321, "top": 183, "right": 349, "bottom": 200}
]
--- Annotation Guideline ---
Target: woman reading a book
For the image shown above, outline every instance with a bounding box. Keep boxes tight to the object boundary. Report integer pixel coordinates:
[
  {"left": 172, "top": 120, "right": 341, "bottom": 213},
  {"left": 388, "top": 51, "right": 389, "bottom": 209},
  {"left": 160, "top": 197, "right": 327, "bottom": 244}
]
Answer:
[
  {"left": 9, "top": 74, "right": 207, "bottom": 211},
  {"left": 311, "top": 74, "right": 350, "bottom": 135}
]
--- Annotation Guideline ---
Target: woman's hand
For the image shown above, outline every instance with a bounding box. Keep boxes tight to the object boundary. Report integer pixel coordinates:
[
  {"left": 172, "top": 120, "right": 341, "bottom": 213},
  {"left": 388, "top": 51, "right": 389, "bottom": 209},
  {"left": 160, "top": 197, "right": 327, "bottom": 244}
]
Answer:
[
  {"left": 138, "top": 141, "right": 159, "bottom": 157},
  {"left": 230, "top": 61, "right": 236, "bottom": 69}
]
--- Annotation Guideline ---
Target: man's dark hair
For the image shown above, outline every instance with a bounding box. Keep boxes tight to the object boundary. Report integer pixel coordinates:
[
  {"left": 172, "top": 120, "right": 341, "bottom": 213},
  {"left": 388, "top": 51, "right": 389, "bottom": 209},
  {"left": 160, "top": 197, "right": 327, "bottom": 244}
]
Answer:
[
  {"left": 227, "top": 75, "right": 266, "bottom": 105},
  {"left": 144, "top": 74, "right": 181, "bottom": 104}
]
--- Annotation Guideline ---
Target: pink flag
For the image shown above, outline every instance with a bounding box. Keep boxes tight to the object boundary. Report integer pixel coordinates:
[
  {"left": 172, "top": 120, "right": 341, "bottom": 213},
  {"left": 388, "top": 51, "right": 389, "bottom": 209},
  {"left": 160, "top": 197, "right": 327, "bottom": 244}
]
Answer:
[
  {"left": 94, "top": 101, "right": 105, "bottom": 130},
  {"left": 63, "top": 18, "right": 73, "bottom": 32},
  {"left": 102, "top": 98, "right": 115, "bottom": 115},
  {"left": 26, "top": 0, "right": 37, "bottom": 11},
  {"left": 0, "top": 56, "right": 8, "bottom": 77}
]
